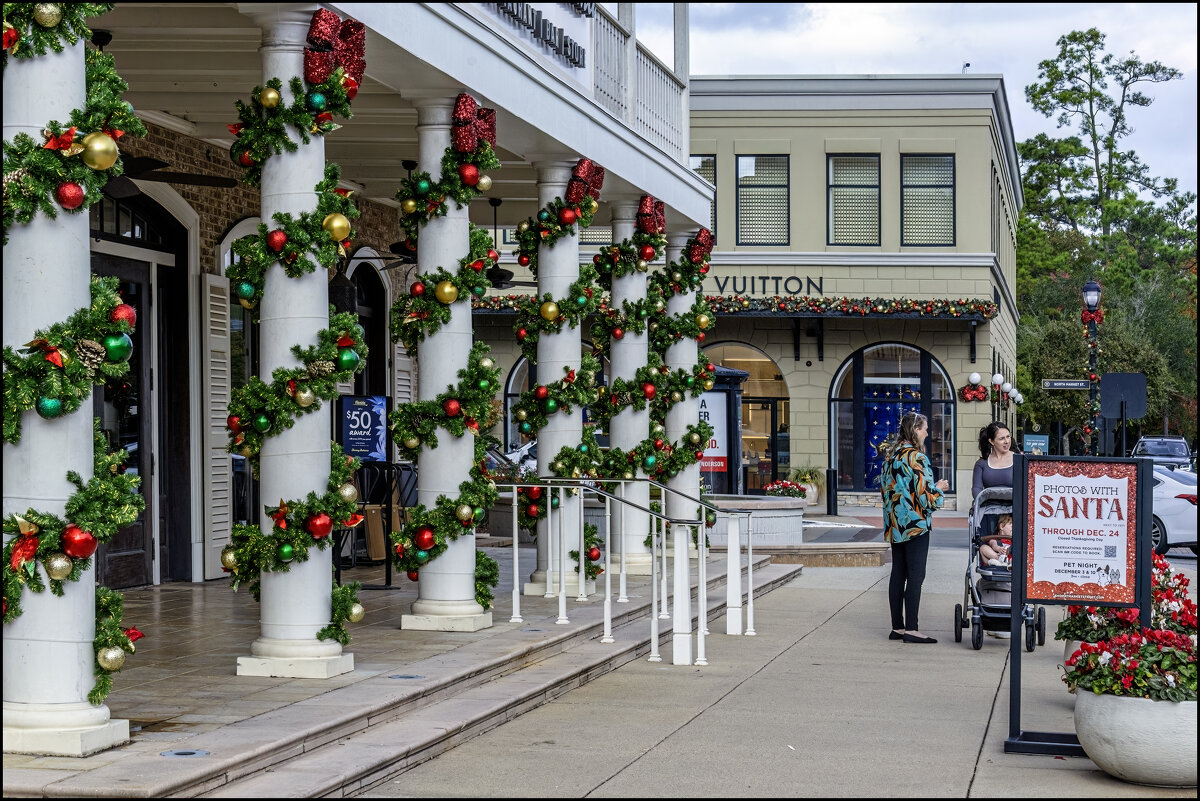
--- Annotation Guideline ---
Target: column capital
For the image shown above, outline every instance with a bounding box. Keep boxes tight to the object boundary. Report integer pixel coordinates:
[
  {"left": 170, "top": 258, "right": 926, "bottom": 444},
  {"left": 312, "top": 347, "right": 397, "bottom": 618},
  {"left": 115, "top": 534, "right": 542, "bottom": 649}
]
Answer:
[
  {"left": 607, "top": 195, "right": 640, "bottom": 224},
  {"left": 411, "top": 96, "right": 457, "bottom": 128},
  {"left": 531, "top": 160, "right": 577, "bottom": 189},
  {"left": 238, "top": 3, "right": 319, "bottom": 49}
]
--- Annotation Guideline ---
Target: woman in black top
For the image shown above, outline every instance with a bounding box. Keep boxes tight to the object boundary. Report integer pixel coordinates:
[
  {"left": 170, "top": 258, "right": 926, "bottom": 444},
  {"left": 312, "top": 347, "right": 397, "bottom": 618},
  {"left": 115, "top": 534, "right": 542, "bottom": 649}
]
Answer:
[{"left": 971, "top": 421, "right": 1014, "bottom": 500}]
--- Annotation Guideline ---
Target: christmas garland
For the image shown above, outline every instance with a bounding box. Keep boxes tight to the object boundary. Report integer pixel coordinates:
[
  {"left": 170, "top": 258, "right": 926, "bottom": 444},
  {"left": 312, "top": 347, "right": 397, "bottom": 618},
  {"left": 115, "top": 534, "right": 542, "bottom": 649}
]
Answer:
[
  {"left": 389, "top": 225, "right": 499, "bottom": 355},
  {"left": 705, "top": 294, "right": 1000, "bottom": 318},
  {"left": 587, "top": 355, "right": 666, "bottom": 429},
  {"left": 225, "top": 310, "right": 367, "bottom": 477},
  {"left": 388, "top": 342, "right": 501, "bottom": 462},
  {"left": 2, "top": 275, "right": 135, "bottom": 443},
  {"left": 226, "top": 8, "right": 363, "bottom": 185},
  {"left": 649, "top": 294, "right": 716, "bottom": 353},
  {"left": 318, "top": 580, "right": 363, "bottom": 647},
  {"left": 2, "top": 417, "right": 144, "bottom": 621},
  {"left": 511, "top": 262, "right": 601, "bottom": 363},
  {"left": 222, "top": 443, "right": 362, "bottom": 594},
  {"left": 91, "top": 584, "right": 141, "bottom": 704},
  {"left": 226, "top": 166, "right": 360, "bottom": 320},
  {"left": 512, "top": 157, "right": 605, "bottom": 275},
  {"left": 587, "top": 297, "right": 657, "bottom": 359},
  {"left": 2, "top": 43, "right": 145, "bottom": 244},
  {"left": 3, "top": 3, "right": 112, "bottom": 65},
  {"left": 510, "top": 354, "right": 602, "bottom": 438},
  {"left": 396, "top": 92, "right": 500, "bottom": 245}
]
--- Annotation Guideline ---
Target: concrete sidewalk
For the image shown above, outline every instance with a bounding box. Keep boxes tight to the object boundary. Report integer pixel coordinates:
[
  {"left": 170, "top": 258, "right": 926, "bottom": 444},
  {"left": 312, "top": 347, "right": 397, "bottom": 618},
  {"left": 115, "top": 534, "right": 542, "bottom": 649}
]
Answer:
[{"left": 360, "top": 546, "right": 1198, "bottom": 799}]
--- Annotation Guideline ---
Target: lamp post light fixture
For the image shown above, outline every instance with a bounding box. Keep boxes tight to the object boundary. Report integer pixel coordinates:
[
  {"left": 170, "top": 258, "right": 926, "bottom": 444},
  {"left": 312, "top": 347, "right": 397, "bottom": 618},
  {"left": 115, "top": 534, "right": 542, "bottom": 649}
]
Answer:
[{"left": 1082, "top": 280, "right": 1103, "bottom": 455}]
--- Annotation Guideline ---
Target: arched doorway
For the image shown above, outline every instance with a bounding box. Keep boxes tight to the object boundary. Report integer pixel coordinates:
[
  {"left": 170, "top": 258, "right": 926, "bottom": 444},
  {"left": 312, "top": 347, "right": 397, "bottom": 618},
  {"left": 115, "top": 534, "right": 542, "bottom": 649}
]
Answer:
[
  {"left": 829, "top": 343, "right": 955, "bottom": 493},
  {"left": 346, "top": 254, "right": 389, "bottom": 397},
  {"left": 703, "top": 343, "right": 789, "bottom": 494}
]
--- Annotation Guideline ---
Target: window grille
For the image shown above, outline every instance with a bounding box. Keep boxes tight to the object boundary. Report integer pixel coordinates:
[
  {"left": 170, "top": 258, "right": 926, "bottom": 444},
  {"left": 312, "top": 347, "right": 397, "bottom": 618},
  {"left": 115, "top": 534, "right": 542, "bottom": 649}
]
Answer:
[
  {"left": 736, "top": 155, "right": 788, "bottom": 245},
  {"left": 828, "top": 155, "right": 879, "bottom": 245},
  {"left": 902, "top": 154, "right": 954, "bottom": 245},
  {"left": 690, "top": 154, "right": 716, "bottom": 235}
]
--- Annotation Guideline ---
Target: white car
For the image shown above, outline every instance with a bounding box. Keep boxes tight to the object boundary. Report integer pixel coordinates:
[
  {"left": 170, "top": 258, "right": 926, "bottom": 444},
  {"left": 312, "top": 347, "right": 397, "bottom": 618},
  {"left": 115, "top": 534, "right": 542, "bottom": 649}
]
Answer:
[{"left": 1150, "top": 466, "right": 1198, "bottom": 556}]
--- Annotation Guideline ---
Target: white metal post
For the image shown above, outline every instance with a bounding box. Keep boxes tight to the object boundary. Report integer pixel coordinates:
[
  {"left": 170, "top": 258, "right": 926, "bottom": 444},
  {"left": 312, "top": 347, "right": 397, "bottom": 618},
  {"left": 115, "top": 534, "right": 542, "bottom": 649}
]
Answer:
[
  {"left": 509, "top": 490, "right": 522, "bottom": 623},
  {"left": 617, "top": 481, "right": 629, "bottom": 602},
  {"left": 576, "top": 487, "right": 587, "bottom": 601},
  {"left": 647, "top": 514, "right": 661, "bottom": 662},
  {"left": 695, "top": 524, "right": 708, "bottom": 665},
  {"left": 556, "top": 486, "right": 569, "bottom": 624},
  {"left": 745, "top": 513, "right": 756, "bottom": 636},
  {"left": 725, "top": 513, "right": 743, "bottom": 635},
  {"left": 601, "top": 495, "right": 614, "bottom": 643}
]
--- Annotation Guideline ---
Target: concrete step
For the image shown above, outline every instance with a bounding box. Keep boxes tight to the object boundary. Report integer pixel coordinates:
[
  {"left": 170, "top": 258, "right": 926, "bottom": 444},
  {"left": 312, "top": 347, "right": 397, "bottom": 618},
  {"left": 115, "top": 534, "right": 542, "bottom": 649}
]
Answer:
[{"left": 198, "top": 561, "right": 802, "bottom": 799}]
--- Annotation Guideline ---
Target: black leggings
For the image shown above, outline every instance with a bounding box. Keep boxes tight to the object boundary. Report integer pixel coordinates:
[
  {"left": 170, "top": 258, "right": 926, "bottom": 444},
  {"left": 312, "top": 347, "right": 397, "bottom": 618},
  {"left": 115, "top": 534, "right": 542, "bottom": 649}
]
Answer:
[{"left": 889, "top": 534, "right": 931, "bottom": 631}]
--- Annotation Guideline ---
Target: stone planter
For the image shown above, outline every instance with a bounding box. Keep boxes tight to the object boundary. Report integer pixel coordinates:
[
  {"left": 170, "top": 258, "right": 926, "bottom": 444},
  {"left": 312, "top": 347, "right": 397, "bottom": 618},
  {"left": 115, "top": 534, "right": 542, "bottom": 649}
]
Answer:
[
  {"left": 704, "top": 494, "right": 806, "bottom": 546},
  {"left": 1060, "top": 638, "right": 1081, "bottom": 673},
  {"left": 1074, "top": 692, "right": 1197, "bottom": 787}
]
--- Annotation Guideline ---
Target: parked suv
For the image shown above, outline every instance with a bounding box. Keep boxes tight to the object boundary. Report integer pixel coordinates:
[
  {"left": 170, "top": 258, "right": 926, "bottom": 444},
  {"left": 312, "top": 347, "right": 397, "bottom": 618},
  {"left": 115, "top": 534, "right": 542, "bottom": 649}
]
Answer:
[{"left": 1131, "top": 435, "right": 1194, "bottom": 471}]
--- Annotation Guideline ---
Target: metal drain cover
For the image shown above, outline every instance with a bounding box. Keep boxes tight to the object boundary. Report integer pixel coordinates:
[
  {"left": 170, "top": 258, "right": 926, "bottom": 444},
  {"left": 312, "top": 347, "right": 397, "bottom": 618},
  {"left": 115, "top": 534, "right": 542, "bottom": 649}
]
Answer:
[
  {"left": 388, "top": 674, "right": 424, "bottom": 680},
  {"left": 161, "top": 749, "right": 210, "bottom": 757}
]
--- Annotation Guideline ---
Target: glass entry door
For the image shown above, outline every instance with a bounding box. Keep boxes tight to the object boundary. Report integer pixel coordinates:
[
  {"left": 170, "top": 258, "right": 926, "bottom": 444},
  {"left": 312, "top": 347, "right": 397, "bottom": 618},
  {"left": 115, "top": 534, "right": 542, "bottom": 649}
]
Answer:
[
  {"left": 740, "top": 397, "right": 790, "bottom": 494},
  {"left": 91, "top": 256, "right": 153, "bottom": 588}
]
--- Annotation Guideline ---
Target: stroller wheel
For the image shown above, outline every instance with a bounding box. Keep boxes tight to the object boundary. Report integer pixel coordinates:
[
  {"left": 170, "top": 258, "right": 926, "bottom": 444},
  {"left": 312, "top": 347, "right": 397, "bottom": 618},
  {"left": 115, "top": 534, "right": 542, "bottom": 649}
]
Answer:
[
  {"left": 1036, "top": 606, "right": 1047, "bottom": 646},
  {"left": 954, "top": 604, "right": 963, "bottom": 642},
  {"left": 971, "top": 617, "right": 983, "bottom": 650},
  {"left": 1024, "top": 618, "right": 1036, "bottom": 652}
]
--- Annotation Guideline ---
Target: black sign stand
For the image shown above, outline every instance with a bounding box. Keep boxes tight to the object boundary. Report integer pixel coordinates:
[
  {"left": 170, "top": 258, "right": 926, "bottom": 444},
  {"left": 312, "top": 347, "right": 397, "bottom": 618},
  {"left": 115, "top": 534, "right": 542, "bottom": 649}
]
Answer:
[{"left": 1004, "top": 454, "right": 1152, "bottom": 756}]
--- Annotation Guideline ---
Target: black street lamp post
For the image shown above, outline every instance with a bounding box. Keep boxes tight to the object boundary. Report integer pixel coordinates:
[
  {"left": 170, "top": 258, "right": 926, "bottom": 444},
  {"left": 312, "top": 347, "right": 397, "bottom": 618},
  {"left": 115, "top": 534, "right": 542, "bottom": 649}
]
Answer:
[{"left": 1082, "top": 280, "right": 1103, "bottom": 456}]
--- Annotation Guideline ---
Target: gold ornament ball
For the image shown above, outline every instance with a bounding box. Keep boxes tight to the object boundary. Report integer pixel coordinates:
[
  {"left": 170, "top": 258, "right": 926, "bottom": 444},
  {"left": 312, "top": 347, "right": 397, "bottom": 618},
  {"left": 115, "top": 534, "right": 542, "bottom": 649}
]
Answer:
[
  {"left": 434, "top": 281, "right": 459, "bottom": 304},
  {"left": 652, "top": 424, "right": 665, "bottom": 436},
  {"left": 516, "top": 409, "right": 527, "bottom": 421},
  {"left": 636, "top": 259, "right": 649, "bottom": 272},
  {"left": 97, "top": 646, "right": 126, "bottom": 672},
  {"left": 238, "top": 445, "right": 255, "bottom": 458},
  {"left": 689, "top": 432, "right": 702, "bottom": 445},
  {"left": 322, "top": 212, "right": 351, "bottom": 242},
  {"left": 338, "top": 483, "right": 359, "bottom": 504},
  {"left": 348, "top": 602, "right": 365, "bottom": 623},
  {"left": 260, "top": 87, "right": 282, "bottom": 109},
  {"left": 671, "top": 391, "right": 683, "bottom": 402},
  {"left": 295, "top": 387, "right": 316, "bottom": 408},
  {"left": 539, "top": 301, "right": 559, "bottom": 321},
  {"left": 517, "top": 220, "right": 530, "bottom": 233},
  {"left": 401, "top": 198, "right": 418, "bottom": 214},
  {"left": 587, "top": 198, "right": 598, "bottom": 215},
  {"left": 654, "top": 300, "right": 665, "bottom": 312},
  {"left": 402, "top": 435, "right": 420, "bottom": 449},
  {"left": 81, "top": 132, "right": 119, "bottom": 171},
  {"left": 32, "top": 3, "right": 62, "bottom": 27},
  {"left": 220, "top": 546, "right": 238, "bottom": 571},
  {"left": 479, "top": 357, "right": 495, "bottom": 370},
  {"left": 703, "top": 379, "right": 714, "bottom": 390},
  {"left": 696, "top": 314, "right": 711, "bottom": 330},
  {"left": 476, "top": 175, "right": 492, "bottom": 192},
  {"left": 45, "top": 552, "right": 73, "bottom": 581},
  {"left": 238, "top": 297, "right": 255, "bottom": 310},
  {"left": 623, "top": 471, "right": 634, "bottom": 480},
  {"left": 553, "top": 461, "right": 565, "bottom": 472},
  {"left": 671, "top": 272, "right": 683, "bottom": 283},
  {"left": 456, "top": 504, "right": 474, "bottom": 522}
]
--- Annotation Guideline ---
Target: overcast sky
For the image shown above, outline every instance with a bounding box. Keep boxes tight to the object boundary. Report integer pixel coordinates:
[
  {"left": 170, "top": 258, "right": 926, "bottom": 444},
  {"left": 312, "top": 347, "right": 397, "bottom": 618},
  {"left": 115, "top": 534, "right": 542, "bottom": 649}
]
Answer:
[{"left": 630, "top": 3, "right": 1198, "bottom": 199}]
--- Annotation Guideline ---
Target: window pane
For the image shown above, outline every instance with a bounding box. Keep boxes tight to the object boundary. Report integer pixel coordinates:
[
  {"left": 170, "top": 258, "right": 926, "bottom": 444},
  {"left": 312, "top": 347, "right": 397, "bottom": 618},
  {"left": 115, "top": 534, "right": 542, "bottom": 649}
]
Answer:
[
  {"left": 690, "top": 154, "right": 716, "bottom": 234},
  {"left": 737, "top": 155, "right": 788, "bottom": 245},
  {"left": 828, "top": 155, "right": 879, "bottom": 245},
  {"left": 831, "top": 156, "right": 879, "bottom": 185},
  {"left": 902, "top": 155, "right": 954, "bottom": 245},
  {"left": 902, "top": 155, "right": 953, "bottom": 184}
]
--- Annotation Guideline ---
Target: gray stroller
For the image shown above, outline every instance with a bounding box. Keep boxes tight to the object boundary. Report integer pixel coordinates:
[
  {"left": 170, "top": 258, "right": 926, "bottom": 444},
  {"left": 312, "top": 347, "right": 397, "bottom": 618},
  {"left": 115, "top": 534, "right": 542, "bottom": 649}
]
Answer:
[{"left": 953, "top": 486, "right": 1047, "bottom": 650}]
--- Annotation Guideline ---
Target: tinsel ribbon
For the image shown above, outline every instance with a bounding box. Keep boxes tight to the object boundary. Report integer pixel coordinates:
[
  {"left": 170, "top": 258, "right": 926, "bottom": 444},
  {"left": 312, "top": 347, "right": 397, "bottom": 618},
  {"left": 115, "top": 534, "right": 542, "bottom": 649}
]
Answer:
[
  {"left": 1081, "top": 309, "right": 1104, "bottom": 324},
  {"left": 960, "top": 385, "right": 987, "bottom": 401},
  {"left": 304, "top": 10, "right": 366, "bottom": 85},
  {"left": 124, "top": 626, "right": 145, "bottom": 643},
  {"left": 10, "top": 535, "right": 38, "bottom": 573}
]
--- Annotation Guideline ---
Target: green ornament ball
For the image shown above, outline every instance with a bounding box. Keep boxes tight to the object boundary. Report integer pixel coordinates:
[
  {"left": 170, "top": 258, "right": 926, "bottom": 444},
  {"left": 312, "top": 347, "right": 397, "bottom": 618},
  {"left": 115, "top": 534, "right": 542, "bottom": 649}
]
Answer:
[
  {"left": 543, "top": 398, "right": 558, "bottom": 414},
  {"left": 35, "top": 396, "right": 64, "bottom": 419},
  {"left": 415, "top": 549, "right": 430, "bottom": 563},
  {"left": 104, "top": 332, "right": 134, "bottom": 362},
  {"left": 352, "top": 323, "right": 366, "bottom": 340},
  {"left": 578, "top": 444, "right": 589, "bottom": 454},
  {"left": 252, "top": 413, "right": 271, "bottom": 433},
  {"left": 278, "top": 543, "right": 295, "bottom": 562},
  {"left": 537, "top": 209, "right": 552, "bottom": 223},
  {"left": 235, "top": 281, "right": 256, "bottom": 300},
  {"left": 337, "top": 348, "right": 361, "bottom": 371},
  {"left": 643, "top": 454, "right": 657, "bottom": 468},
  {"left": 472, "top": 285, "right": 486, "bottom": 297},
  {"left": 477, "top": 379, "right": 490, "bottom": 391},
  {"left": 576, "top": 296, "right": 587, "bottom": 307},
  {"left": 550, "top": 495, "right": 560, "bottom": 508},
  {"left": 307, "top": 91, "right": 328, "bottom": 111},
  {"left": 473, "top": 507, "right": 486, "bottom": 522},
  {"left": 415, "top": 178, "right": 432, "bottom": 196},
  {"left": 519, "top": 421, "right": 533, "bottom": 434}
]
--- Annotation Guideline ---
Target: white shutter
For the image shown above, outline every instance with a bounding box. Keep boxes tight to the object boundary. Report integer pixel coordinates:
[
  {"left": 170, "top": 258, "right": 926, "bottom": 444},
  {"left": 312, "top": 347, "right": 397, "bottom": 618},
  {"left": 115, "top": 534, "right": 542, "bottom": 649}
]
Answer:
[
  {"left": 201, "top": 274, "right": 232, "bottom": 580},
  {"left": 393, "top": 341, "right": 414, "bottom": 404}
]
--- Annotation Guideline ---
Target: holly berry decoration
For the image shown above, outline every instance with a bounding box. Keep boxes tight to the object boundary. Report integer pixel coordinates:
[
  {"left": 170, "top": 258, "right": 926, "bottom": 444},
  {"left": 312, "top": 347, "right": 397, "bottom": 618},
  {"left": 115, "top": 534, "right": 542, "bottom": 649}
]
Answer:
[
  {"left": 55, "top": 182, "right": 84, "bottom": 210},
  {"left": 110, "top": 303, "right": 137, "bottom": 327},
  {"left": 61, "top": 524, "right": 98, "bottom": 559},
  {"left": 306, "top": 512, "right": 334, "bottom": 539}
]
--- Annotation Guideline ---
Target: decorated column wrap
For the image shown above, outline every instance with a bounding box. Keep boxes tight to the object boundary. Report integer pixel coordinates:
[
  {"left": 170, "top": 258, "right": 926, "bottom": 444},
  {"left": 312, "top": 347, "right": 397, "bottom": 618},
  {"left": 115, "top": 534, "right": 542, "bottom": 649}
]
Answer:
[
  {"left": 242, "top": 7, "right": 345, "bottom": 670},
  {"left": 408, "top": 98, "right": 483, "bottom": 620},
  {"left": 2, "top": 34, "right": 125, "bottom": 751}
]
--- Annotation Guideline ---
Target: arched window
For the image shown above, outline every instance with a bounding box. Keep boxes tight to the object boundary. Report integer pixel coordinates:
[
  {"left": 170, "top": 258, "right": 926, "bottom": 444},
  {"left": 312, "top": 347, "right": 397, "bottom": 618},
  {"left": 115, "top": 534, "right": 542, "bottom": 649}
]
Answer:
[
  {"left": 346, "top": 253, "right": 388, "bottom": 397},
  {"left": 830, "top": 343, "right": 955, "bottom": 492},
  {"left": 503, "top": 345, "right": 608, "bottom": 452},
  {"left": 703, "top": 342, "right": 789, "bottom": 494}
]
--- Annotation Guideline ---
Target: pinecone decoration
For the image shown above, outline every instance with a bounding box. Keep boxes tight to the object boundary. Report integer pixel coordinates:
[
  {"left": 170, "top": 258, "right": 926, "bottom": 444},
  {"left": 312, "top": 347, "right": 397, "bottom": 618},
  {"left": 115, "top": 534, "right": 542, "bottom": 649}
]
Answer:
[
  {"left": 3, "top": 168, "right": 30, "bottom": 202},
  {"left": 307, "top": 359, "right": 336, "bottom": 378},
  {"left": 76, "top": 339, "right": 106, "bottom": 372}
]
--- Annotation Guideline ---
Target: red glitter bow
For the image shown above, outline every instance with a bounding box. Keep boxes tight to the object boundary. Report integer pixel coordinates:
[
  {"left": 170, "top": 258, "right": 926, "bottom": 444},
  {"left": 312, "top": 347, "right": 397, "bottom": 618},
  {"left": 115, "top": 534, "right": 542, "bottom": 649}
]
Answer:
[
  {"left": 304, "top": 9, "right": 366, "bottom": 86},
  {"left": 43, "top": 127, "right": 77, "bottom": 150},
  {"left": 1081, "top": 309, "right": 1104, "bottom": 324},
  {"left": 124, "top": 626, "right": 145, "bottom": 643},
  {"left": 450, "top": 93, "right": 498, "bottom": 153}
]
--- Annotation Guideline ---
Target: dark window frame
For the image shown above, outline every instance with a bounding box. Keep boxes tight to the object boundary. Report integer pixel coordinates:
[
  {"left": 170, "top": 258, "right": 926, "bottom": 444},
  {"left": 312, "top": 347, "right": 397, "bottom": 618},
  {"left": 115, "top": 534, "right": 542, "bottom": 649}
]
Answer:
[
  {"left": 827, "top": 154, "right": 881, "bottom": 246},
  {"left": 689, "top": 153, "right": 717, "bottom": 239},
  {"left": 900, "top": 153, "right": 956, "bottom": 246},
  {"left": 735, "top": 154, "right": 789, "bottom": 246}
]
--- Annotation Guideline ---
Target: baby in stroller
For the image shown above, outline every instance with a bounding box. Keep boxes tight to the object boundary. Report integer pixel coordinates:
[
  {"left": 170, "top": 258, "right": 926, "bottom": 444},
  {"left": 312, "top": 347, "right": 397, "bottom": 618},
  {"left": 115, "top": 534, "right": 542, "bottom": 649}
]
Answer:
[{"left": 979, "top": 513, "right": 1013, "bottom": 568}]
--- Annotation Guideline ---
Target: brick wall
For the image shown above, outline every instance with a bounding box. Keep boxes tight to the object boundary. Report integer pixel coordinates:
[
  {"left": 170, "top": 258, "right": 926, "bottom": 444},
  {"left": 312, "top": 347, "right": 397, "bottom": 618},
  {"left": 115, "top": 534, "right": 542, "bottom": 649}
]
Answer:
[{"left": 121, "top": 122, "right": 401, "bottom": 275}]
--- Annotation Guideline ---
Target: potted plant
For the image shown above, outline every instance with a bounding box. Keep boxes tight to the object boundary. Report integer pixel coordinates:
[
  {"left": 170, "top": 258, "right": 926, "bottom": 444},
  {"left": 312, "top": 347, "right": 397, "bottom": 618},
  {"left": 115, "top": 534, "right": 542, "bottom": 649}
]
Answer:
[
  {"left": 763, "top": 480, "right": 807, "bottom": 499},
  {"left": 1061, "top": 556, "right": 1197, "bottom": 787},
  {"left": 788, "top": 465, "right": 826, "bottom": 502}
]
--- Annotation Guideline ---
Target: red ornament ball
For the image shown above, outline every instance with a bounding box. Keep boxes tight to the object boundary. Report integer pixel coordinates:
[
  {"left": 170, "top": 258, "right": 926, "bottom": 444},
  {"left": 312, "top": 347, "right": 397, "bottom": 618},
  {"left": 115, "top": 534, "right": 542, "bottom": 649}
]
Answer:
[
  {"left": 639, "top": 244, "right": 656, "bottom": 261},
  {"left": 442, "top": 398, "right": 461, "bottom": 417},
  {"left": 487, "top": 249, "right": 499, "bottom": 262},
  {"left": 587, "top": 546, "right": 601, "bottom": 561},
  {"left": 407, "top": 570, "right": 420, "bottom": 582},
  {"left": 593, "top": 254, "right": 603, "bottom": 265},
  {"left": 526, "top": 486, "right": 543, "bottom": 501},
  {"left": 526, "top": 504, "right": 540, "bottom": 518},
  {"left": 642, "top": 383, "right": 656, "bottom": 400},
  {"left": 534, "top": 385, "right": 549, "bottom": 400},
  {"left": 411, "top": 281, "right": 426, "bottom": 296},
  {"left": 238, "top": 151, "right": 255, "bottom": 167},
  {"left": 414, "top": 526, "right": 436, "bottom": 551},
  {"left": 343, "top": 76, "right": 359, "bottom": 100},
  {"left": 697, "top": 332, "right": 706, "bottom": 342},
  {"left": 654, "top": 439, "right": 664, "bottom": 450},
  {"left": 558, "top": 207, "right": 578, "bottom": 226},
  {"left": 266, "top": 229, "right": 288, "bottom": 252},
  {"left": 307, "top": 513, "right": 333, "bottom": 539},
  {"left": 55, "top": 182, "right": 85, "bottom": 210},
  {"left": 110, "top": 303, "right": 137, "bottom": 327},
  {"left": 695, "top": 451, "right": 705, "bottom": 460},
  {"left": 517, "top": 328, "right": 528, "bottom": 341},
  {"left": 457, "top": 163, "right": 480, "bottom": 186},
  {"left": 612, "top": 327, "right": 624, "bottom": 340},
  {"left": 61, "top": 524, "right": 98, "bottom": 559},
  {"left": 518, "top": 254, "right": 531, "bottom": 267},
  {"left": 227, "top": 415, "right": 241, "bottom": 432}
]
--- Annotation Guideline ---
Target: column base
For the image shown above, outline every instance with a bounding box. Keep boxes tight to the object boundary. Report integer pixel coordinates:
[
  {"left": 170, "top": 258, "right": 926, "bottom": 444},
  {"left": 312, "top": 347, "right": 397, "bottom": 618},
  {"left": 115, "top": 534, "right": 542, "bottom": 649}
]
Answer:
[
  {"left": 236, "top": 653, "right": 354, "bottom": 678},
  {"left": 401, "top": 611, "right": 493, "bottom": 632},
  {"left": 612, "top": 552, "right": 654, "bottom": 576},
  {"left": 524, "top": 572, "right": 596, "bottom": 596},
  {"left": 3, "top": 712, "right": 128, "bottom": 757}
]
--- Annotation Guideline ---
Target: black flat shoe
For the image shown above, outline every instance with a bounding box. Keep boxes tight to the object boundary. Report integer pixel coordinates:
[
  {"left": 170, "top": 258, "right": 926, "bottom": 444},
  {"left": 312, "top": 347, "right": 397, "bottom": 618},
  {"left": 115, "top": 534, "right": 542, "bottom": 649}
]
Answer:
[
  {"left": 902, "top": 633, "right": 938, "bottom": 644},
  {"left": 889, "top": 631, "right": 904, "bottom": 640}
]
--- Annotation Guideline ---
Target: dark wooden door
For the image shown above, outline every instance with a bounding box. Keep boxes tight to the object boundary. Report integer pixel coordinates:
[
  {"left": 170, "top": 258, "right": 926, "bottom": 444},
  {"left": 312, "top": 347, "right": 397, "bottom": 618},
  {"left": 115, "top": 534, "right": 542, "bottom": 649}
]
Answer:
[{"left": 92, "top": 255, "right": 153, "bottom": 589}]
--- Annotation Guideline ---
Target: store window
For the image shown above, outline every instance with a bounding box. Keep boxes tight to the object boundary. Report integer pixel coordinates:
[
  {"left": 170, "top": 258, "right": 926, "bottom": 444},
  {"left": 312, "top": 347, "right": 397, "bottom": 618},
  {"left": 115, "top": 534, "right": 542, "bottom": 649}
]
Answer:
[
  {"left": 689, "top": 153, "right": 716, "bottom": 236},
  {"left": 703, "top": 343, "right": 789, "bottom": 494},
  {"left": 827, "top": 154, "right": 880, "bottom": 245},
  {"left": 901, "top": 154, "right": 955, "bottom": 245},
  {"left": 829, "top": 343, "right": 954, "bottom": 492},
  {"left": 736, "top": 155, "right": 788, "bottom": 245}
]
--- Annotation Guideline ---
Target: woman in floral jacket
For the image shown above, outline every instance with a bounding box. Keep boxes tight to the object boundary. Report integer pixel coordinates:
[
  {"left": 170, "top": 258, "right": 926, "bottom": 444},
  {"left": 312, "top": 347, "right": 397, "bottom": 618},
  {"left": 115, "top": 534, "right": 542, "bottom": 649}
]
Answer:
[{"left": 881, "top": 412, "right": 948, "bottom": 644}]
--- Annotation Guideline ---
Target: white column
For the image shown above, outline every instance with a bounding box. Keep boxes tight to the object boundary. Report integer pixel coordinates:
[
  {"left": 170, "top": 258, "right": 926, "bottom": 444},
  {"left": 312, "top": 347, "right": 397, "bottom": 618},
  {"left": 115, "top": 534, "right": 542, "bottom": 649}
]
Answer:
[
  {"left": 524, "top": 161, "right": 585, "bottom": 595},
  {"left": 237, "top": 7, "right": 351, "bottom": 678},
  {"left": 2, "top": 39, "right": 130, "bottom": 757},
  {"left": 402, "top": 98, "right": 490, "bottom": 632},
  {"left": 665, "top": 233, "right": 697, "bottom": 665},
  {"left": 608, "top": 200, "right": 653, "bottom": 573}
]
